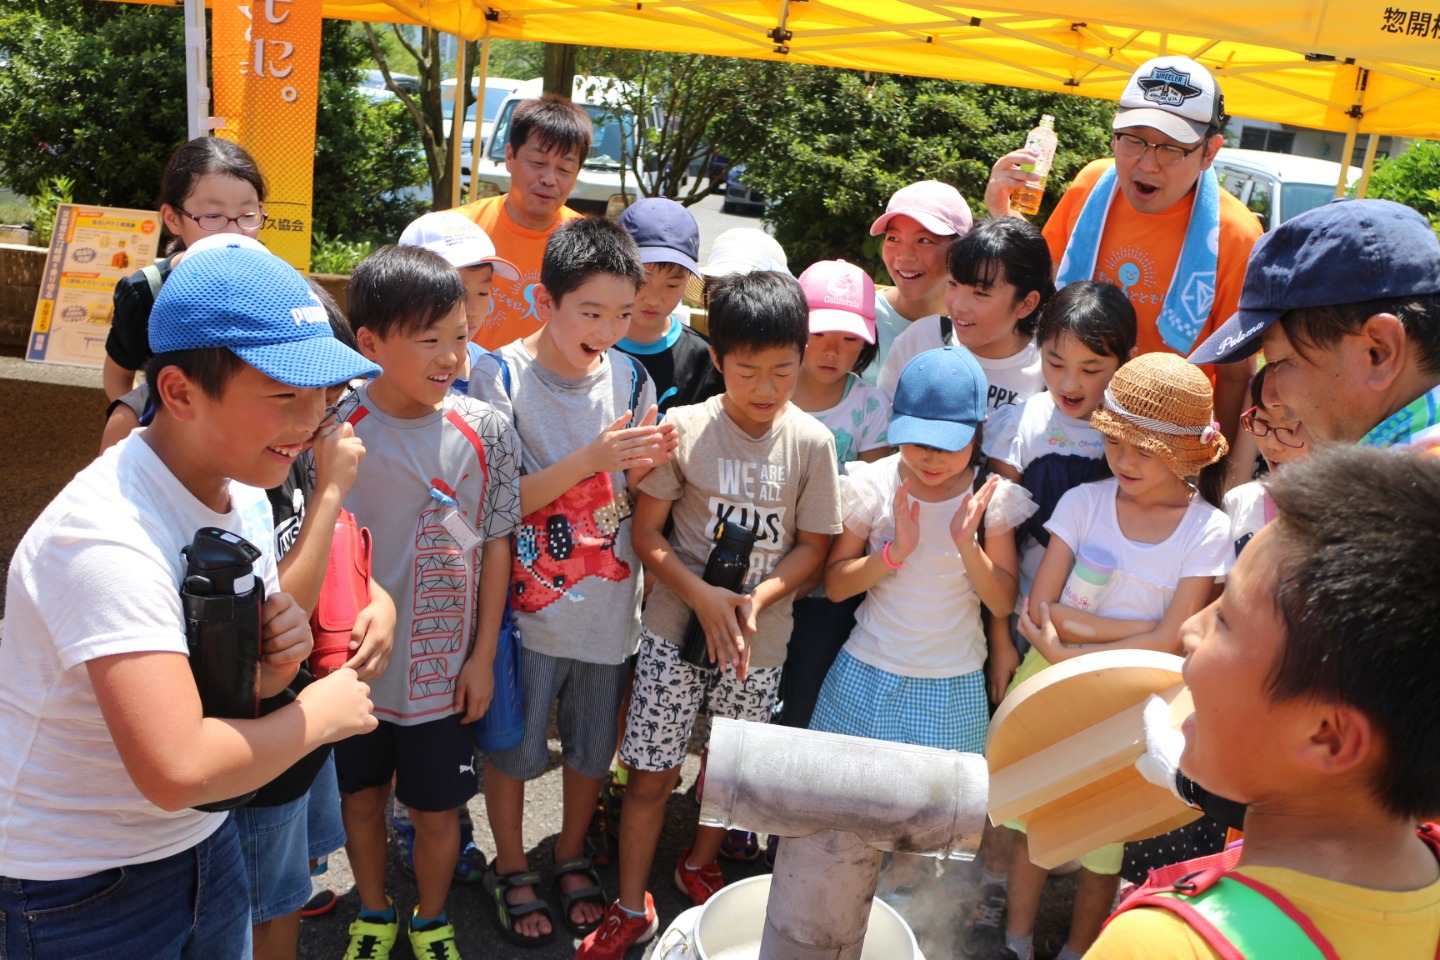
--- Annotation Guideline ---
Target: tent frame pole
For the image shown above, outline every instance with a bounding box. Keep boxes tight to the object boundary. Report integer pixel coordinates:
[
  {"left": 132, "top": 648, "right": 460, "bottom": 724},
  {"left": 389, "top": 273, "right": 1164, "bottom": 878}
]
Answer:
[{"left": 184, "top": 0, "right": 212, "bottom": 139}]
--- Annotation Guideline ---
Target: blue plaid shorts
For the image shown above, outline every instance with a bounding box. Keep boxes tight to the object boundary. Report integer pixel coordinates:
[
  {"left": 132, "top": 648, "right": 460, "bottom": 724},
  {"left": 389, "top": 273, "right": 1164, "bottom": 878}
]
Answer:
[{"left": 809, "top": 650, "right": 988, "bottom": 753}]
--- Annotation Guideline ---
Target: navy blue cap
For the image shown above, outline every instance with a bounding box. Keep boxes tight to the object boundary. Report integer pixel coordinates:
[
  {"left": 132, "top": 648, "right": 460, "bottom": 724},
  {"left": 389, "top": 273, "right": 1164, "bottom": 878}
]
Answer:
[
  {"left": 888, "top": 346, "right": 988, "bottom": 452},
  {"left": 1189, "top": 198, "right": 1440, "bottom": 365},
  {"left": 618, "top": 198, "right": 700, "bottom": 277},
  {"left": 150, "top": 243, "right": 381, "bottom": 388}
]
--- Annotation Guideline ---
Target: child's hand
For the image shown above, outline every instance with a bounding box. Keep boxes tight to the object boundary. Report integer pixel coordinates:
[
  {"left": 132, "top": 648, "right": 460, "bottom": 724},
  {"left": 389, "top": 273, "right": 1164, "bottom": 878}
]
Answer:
[
  {"left": 951, "top": 474, "right": 999, "bottom": 551},
  {"left": 689, "top": 582, "right": 750, "bottom": 678},
  {"left": 888, "top": 479, "right": 921, "bottom": 565},
  {"left": 260, "top": 592, "right": 313, "bottom": 667},
  {"left": 651, "top": 408, "right": 679, "bottom": 464},
  {"left": 344, "top": 589, "right": 395, "bottom": 681},
  {"left": 986, "top": 639, "right": 1020, "bottom": 704},
  {"left": 295, "top": 667, "right": 377, "bottom": 742},
  {"left": 583, "top": 411, "right": 671, "bottom": 475},
  {"left": 454, "top": 656, "right": 495, "bottom": 723},
  {"left": 312, "top": 421, "right": 366, "bottom": 497},
  {"left": 1018, "top": 600, "right": 1065, "bottom": 663}
]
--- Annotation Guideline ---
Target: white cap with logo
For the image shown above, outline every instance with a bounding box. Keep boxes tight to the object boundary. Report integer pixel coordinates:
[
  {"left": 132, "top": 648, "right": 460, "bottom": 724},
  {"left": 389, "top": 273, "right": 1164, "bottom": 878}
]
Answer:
[
  {"left": 1113, "top": 57, "right": 1225, "bottom": 145},
  {"left": 399, "top": 211, "right": 520, "bottom": 280}
]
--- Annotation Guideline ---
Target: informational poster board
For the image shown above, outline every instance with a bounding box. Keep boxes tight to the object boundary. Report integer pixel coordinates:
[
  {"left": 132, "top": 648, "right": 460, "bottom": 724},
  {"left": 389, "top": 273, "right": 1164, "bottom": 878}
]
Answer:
[{"left": 26, "top": 203, "right": 162, "bottom": 369}]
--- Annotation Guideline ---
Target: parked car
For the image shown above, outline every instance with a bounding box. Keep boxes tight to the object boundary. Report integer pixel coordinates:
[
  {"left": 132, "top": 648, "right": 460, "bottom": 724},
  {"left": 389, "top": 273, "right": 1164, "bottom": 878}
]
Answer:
[
  {"left": 722, "top": 164, "right": 764, "bottom": 215},
  {"left": 469, "top": 76, "right": 655, "bottom": 216},
  {"left": 443, "top": 76, "right": 523, "bottom": 160},
  {"left": 1211, "top": 148, "right": 1360, "bottom": 232},
  {"left": 358, "top": 68, "right": 419, "bottom": 97}
]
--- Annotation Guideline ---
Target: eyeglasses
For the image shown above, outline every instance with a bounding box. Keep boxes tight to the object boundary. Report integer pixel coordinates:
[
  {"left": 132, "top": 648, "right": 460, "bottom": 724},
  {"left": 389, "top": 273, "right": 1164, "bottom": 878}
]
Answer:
[
  {"left": 1240, "top": 406, "right": 1305, "bottom": 448},
  {"left": 178, "top": 209, "right": 267, "bottom": 232},
  {"left": 319, "top": 387, "right": 356, "bottom": 431},
  {"left": 1112, "top": 132, "right": 1206, "bottom": 167}
]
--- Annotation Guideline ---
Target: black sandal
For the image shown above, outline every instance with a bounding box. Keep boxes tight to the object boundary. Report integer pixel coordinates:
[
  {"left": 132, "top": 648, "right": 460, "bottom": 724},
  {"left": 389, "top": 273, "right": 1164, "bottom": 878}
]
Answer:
[
  {"left": 482, "top": 865, "right": 557, "bottom": 947},
  {"left": 553, "top": 855, "right": 607, "bottom": 937}
]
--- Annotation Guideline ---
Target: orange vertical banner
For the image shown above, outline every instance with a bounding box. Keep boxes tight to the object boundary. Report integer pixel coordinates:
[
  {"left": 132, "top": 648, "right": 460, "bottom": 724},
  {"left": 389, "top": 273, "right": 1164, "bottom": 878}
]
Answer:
[{"left": 211, "top": 0, "right": 321, "bottom": 271}]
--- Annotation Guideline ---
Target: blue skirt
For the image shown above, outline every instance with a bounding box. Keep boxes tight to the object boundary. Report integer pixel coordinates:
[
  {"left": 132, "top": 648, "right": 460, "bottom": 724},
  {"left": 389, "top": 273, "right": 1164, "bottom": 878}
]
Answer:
[{"left": 809, "top": 650, "right": 988, "bottom": 753}]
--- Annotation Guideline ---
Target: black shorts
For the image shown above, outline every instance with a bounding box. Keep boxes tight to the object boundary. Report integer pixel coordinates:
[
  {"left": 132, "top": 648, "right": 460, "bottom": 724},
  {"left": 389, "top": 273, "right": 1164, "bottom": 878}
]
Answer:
[{"left": 333, "top": 714, "right": 478, "bottom": 812}]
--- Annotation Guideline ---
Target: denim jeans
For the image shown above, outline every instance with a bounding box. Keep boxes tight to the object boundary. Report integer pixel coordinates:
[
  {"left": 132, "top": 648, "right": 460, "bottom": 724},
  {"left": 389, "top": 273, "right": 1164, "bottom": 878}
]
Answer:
[{"left": 0, "top": 815, "right": 251, "bottom": 959}]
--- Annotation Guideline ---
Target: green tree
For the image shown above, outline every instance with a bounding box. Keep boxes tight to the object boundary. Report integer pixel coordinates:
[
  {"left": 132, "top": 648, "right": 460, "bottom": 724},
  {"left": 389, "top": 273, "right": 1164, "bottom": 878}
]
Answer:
[
  {"left": 1362, "top": 138, "right": 1440, "bottom": 230},
  {"left": 581, "top": 50, "right": 794, "bottom": 205},
  {"left": 0, "top": 2, "right": 424, "bottom": 245},
  {"left": 739, "top": 68, "right": 1116, "bottom": 279},
  {"left": 363, "top": 24, "right": 480, "bottom": 206}
]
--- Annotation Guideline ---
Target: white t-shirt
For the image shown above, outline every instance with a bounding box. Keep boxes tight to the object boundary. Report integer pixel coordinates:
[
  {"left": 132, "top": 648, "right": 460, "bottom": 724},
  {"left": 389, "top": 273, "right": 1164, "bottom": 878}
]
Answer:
[
  {"left": 878, "top": 317, "right": 1044, "bottom": 415},
  {"left": 994, "top": 391, "right": 1109, "bottom": 596},
  {"left": 0, "top": 435, "right": 278, "bottom": 880},
  {"left": 805, "top": 373, "right": 891, "bottom": 469},
  {"left": 1223, "top": 480, "right": 1272, "bottom": 557},
  {"left": 1045, "top": 478, "right": 1232, "bottom": 622},
  {"left": 840, "top": 455, "right": 987, "bottom": 677}
]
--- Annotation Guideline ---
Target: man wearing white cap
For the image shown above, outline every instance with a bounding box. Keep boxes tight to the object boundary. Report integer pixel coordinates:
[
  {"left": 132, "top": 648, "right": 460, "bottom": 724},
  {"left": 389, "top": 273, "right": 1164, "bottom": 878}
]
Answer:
[{"left": 986, "top": 57, "right": 1261, "bottom": 443}]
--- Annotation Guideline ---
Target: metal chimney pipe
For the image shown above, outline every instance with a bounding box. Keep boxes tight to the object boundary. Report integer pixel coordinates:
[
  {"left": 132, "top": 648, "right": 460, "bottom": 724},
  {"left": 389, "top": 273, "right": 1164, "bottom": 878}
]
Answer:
[{"left": 698, "top": 719, "right": 989, "bottom": 960}]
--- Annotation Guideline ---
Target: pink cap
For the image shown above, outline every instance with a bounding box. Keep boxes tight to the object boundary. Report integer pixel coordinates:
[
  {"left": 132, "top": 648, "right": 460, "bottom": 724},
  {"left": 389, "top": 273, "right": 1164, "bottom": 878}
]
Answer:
[
  {"left": 797, "top": 260, "right": 877, "bottom": 344},
  {"left": 869, "top": 180, "right": 973, "bottom": 238}
]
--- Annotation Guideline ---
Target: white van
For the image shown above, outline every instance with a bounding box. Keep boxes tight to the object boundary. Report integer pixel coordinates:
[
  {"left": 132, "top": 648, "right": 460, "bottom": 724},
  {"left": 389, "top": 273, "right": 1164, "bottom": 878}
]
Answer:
[
  {"left": 467, "top": 76, "right": 648, "bottom": 216},
  {"left": 441, "top": 76, "right": 523, "bottom": 155},
  {"left": 1211, "top": 148, "right": 1361, "bottom": 232}
]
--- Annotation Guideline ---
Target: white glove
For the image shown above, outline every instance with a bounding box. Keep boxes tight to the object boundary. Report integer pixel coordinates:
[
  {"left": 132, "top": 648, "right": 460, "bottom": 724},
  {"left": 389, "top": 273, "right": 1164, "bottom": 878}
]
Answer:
[{"left": 1134, "top": 693, "right": 1187, "bottom": 803}]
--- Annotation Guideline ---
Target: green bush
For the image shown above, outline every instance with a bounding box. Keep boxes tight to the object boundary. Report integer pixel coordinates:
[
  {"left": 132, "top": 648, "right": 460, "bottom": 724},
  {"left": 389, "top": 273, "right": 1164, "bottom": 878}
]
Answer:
[
  {"left": 0, "top": 5, "right": 425, "bottom": 246},
  {"left": 29, "top": 176, "right": 74, "bottom": 247},
  {"left": 1363, "top": 139, "right": 1440, "bottom": 231},
  {"left": 311, "top": 234, "right": 377, "bottom": 275},
  {"left": 739, "top": 68, "right": 1116, "bottom": 280}
]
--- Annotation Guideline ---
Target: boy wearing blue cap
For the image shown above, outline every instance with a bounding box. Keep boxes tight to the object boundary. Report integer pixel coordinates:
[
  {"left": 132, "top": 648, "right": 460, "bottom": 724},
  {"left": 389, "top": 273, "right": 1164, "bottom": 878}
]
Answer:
[
  {"left": 1188, "top": 197, "right": 1440, "bottom": 453},
  {"left": 615, "top": 198, "right": 725, "bottom": 416},
  {"left": 0, "top": 243, "right": 381, "bottom": 958}
]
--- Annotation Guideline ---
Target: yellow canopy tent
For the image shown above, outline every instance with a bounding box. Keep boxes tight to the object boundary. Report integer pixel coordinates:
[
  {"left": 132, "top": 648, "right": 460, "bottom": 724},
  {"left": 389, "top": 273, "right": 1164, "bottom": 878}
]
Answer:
[
  {"left": 116, "top": 0, "right": 1440, "bottom": 208},
  {"left": 277, "top": 0, "right": 1440, "bottom": 141}
]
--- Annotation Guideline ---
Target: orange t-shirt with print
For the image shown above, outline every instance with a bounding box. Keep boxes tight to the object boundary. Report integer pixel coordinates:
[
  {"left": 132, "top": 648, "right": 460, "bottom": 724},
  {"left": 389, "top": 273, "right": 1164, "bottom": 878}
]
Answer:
[
  {"left": 452, "top": 194, "right": 583, "bottom": 349},
  {"left": 1042, "top": 159, "right": 1262, "bottom": 384}
]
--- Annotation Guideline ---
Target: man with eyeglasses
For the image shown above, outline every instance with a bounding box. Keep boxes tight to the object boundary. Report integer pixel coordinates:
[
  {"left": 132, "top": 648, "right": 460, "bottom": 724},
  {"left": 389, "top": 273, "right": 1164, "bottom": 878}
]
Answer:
[
  {"left": 1189, "top": 198, "right": 1440, "bottom": 454},
  {"left": 986, "top": 57, "right": 1262, "bottom": 446}
]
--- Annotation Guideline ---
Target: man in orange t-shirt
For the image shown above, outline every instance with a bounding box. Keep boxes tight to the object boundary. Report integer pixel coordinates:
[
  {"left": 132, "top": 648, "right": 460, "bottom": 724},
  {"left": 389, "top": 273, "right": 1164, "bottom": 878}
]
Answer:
[
  {"left": 986, "top": 57, "right": 1262, "bottom": 444},
  {"left": 453, "top": 94, "right": 591, "bottom": 349}
]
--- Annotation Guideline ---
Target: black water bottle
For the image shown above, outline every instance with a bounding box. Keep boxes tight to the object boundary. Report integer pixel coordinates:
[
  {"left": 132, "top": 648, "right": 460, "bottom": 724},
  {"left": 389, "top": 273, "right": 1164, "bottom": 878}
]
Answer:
[
  {"left": 180, "top": 527, "right": 266, "bottom": 811},
  {"left": 679, "top": 521, "right": 756, "bottom": 670}
]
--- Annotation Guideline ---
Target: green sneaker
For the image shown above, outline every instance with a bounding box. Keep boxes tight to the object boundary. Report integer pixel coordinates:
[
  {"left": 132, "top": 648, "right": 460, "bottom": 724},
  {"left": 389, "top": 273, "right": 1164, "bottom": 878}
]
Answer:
[
  {"left": 343, "top": 907, "right": 398, "bottom": 960},
  {"left": 409, "top": 913, "right": 462, "bottom": 960}
]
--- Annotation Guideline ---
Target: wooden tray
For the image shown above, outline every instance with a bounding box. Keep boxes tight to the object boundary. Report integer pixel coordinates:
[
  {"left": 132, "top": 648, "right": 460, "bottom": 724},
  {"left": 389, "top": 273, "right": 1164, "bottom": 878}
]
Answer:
[{"left": 985, "top": 649, "right": 1200, "bottom": 869}]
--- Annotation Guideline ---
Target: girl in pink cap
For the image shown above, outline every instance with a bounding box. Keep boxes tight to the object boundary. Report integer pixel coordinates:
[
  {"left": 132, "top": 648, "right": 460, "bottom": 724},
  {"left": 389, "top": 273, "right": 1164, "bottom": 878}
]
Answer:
[{"left": 866, "top": 180, "right": 974, "bottom": 386}]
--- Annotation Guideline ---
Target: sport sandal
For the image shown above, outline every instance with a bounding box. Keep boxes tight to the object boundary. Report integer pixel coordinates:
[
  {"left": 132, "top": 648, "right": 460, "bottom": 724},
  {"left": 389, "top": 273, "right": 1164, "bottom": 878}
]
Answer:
[{"left": 481, "top": 865, "right": 557, "bottom": 948}]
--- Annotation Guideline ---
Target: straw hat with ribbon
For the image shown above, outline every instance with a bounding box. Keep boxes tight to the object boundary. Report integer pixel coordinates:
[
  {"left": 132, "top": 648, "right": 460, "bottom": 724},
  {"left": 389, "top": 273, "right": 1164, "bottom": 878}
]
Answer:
[{"left": 1090, "top": 352, "right": 1228, "bottom": 480}]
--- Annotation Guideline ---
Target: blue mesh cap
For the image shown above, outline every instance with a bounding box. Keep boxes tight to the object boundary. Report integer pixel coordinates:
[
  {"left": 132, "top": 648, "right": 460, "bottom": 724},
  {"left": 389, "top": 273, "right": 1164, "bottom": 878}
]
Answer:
[
  {"left": 149, "top": 243, "right": 380, "bottom": 387},
  {"left": 888, "top": 345, "right": 989, "bottom": 452}
]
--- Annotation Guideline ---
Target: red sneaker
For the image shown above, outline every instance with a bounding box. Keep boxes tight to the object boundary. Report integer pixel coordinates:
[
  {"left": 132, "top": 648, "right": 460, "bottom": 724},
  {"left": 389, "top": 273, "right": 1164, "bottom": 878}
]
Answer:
[
  {"left": 673, "top": 847, "right": 725, "bottom": 906},
  {"left": 575, "top": 893, "right": 657, "bottom": 960}
]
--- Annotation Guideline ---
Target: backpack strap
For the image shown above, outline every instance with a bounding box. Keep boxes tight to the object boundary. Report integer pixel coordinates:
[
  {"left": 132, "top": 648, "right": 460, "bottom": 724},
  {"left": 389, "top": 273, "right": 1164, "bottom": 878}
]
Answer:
[
  {"left": 141, "top": 262, "right": 165, "bottom": 300},
  {"left": 1108, "top": 830, "right": 1440, "bottom": 960},
  {"left": 621, "top": 352, "right": 649, "bottom": 428}
]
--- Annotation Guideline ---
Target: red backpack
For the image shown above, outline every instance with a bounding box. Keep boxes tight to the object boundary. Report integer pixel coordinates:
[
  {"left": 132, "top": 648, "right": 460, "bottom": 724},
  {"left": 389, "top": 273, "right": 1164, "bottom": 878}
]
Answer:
[{"left": 1106, "top": 823, "right": 1440, "bottom": 959}]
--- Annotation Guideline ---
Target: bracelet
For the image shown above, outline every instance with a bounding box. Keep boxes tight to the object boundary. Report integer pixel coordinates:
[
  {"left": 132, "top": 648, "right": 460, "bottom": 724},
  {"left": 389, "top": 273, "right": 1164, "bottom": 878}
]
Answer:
[{"left": 882, "top": 541, "right": 904, "bottom": 570}]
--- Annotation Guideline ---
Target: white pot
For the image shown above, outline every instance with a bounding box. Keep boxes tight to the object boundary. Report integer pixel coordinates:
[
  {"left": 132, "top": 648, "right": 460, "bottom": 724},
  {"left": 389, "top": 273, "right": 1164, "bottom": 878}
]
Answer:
[{"left": 655, "top": 874, "right": 922, "bottom": 960}]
